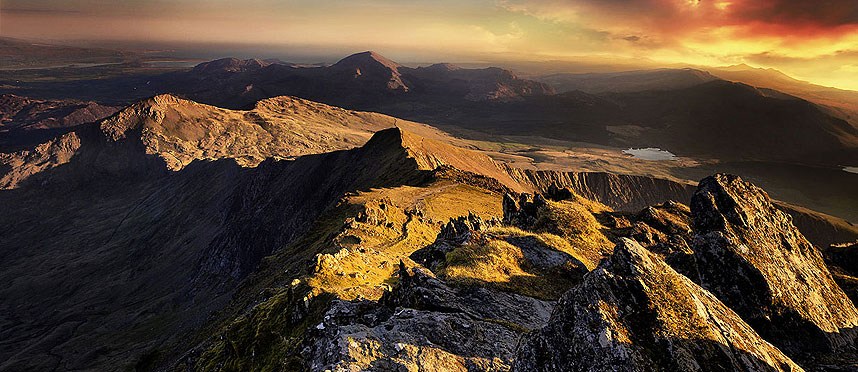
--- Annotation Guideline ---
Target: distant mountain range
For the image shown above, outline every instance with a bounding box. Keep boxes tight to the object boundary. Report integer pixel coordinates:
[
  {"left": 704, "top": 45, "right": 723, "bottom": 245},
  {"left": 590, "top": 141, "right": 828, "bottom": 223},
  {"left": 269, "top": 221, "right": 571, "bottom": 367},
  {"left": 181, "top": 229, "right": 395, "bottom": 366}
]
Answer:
[
  {"left": 1, "top": 51, "right": 855, "bottom": 220},
  {"left": 138, "top": 53, "right": 855, "bottom": 168}
]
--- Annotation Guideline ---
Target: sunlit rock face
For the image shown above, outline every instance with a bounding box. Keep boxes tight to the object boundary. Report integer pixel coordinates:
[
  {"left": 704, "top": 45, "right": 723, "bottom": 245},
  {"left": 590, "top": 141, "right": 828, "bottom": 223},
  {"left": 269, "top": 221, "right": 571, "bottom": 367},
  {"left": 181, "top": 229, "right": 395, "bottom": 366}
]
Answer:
[
  {"left": 514, "top": 238, "right": 801, "bottom": 372},
  {"left": 691, "top": 174, "right": 858, "bottom": 354}
]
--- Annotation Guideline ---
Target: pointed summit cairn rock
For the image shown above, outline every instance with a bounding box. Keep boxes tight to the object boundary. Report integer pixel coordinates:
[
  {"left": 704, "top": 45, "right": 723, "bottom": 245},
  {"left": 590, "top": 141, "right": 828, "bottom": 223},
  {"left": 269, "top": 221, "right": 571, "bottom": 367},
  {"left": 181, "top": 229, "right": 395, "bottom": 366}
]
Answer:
[
  {"left": 514, "top": 238, "right": 801, "bottom": 372},
  {"left": 691, "top": 174, "right": 858, "bottom": 354}
]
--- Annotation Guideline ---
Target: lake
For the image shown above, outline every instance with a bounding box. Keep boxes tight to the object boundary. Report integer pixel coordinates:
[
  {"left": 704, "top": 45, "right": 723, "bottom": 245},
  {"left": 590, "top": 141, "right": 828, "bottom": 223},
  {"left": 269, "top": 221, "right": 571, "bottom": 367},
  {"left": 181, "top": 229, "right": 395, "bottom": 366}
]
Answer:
[{"left": 623, "top": 147, "right": 677, "bottom": 161}]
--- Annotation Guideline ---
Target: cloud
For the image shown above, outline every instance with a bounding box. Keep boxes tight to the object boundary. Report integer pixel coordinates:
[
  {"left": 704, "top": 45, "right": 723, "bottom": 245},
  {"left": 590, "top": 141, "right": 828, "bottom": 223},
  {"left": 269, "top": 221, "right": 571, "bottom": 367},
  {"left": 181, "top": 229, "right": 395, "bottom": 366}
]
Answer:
[
  {"left": 501, "top": 0, "right": 858, "bottom": 39},
  {"left": 729, "top": 0, "right": 858, "bottom": 28}
]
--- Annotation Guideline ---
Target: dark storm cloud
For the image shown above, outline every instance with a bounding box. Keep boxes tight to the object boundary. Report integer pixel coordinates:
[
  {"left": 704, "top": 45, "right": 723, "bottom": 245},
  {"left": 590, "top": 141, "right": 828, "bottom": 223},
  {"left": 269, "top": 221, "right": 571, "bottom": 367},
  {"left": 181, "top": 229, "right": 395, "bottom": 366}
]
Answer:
[{"left": 729, "top": 0, "right": 858, "bottom": 27}]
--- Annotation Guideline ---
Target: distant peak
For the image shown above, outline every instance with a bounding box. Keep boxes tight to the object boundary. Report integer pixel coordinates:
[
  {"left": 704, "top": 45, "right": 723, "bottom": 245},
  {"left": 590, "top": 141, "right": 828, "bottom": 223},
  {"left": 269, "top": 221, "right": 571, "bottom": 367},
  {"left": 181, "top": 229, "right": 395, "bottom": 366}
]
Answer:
[
  {"left": 192, "top": 58, "right": 269, "bottom": 73},
  {"left": 333, "top": 51, "right": 401, "bottom": 71},
  {"left": 145, "top": 93, "right": 190, "bottom": 106},
  {"left": 421, "top": 63, "right": 461, "bottom": 72}
]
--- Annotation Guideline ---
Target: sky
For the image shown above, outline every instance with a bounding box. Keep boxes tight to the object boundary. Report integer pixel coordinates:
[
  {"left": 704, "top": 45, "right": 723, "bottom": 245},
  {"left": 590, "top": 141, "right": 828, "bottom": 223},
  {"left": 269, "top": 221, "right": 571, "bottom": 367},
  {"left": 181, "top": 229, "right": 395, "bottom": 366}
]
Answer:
[{"left": 2, "top": 0, "right": 858, "bottom": 90}]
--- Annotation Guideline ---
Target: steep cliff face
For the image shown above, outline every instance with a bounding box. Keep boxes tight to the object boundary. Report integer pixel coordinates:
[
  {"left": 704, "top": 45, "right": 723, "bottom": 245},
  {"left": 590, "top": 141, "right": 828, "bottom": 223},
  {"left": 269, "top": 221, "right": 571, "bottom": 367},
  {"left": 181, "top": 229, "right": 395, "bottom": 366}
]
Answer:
[
  {"left": 691, "top": 174, "right": 858, "bottom": 354},
  {"left": 506, "top": 167, "right": 696, "bottom": 212},
  {"left": 514, "top": 238, "right": 801, "bottom": 372}
]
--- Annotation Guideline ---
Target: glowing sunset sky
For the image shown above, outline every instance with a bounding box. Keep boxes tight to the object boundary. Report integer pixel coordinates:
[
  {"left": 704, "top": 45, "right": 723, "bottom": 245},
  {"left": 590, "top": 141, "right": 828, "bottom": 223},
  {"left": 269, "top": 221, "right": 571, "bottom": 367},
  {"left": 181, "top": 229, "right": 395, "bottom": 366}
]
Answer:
[{"left": 2, "top": 0, "right": 858, "bottom": 89}]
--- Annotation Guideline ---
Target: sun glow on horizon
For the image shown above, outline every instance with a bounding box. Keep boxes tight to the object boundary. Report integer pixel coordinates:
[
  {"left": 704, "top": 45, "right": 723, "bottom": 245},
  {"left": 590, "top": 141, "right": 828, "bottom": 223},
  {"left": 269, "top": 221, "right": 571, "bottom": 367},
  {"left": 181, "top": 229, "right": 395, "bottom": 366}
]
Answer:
[{"left": 2, "top": 0, "right": 857, "bottom": 90}]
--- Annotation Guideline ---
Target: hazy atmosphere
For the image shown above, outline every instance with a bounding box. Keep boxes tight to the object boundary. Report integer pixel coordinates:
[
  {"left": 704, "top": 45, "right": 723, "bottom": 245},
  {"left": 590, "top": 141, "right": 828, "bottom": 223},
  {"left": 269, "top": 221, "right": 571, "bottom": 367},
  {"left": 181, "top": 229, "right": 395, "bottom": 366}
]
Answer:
[{"left": 3, "top": 0, "right": 858, "bottom": 89}]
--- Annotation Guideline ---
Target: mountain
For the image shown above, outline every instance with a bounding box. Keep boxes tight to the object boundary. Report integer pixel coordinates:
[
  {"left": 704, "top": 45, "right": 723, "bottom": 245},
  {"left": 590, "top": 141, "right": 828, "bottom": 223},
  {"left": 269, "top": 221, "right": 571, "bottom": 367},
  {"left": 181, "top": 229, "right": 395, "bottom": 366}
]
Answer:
[
  {"left": 420, "top": 79, "right": 858, "bottom": 168},
  {"left": 0, "top": 106, "right": 509, "bottom": 369},
  {"left": 134, "top": 51, "right": 554, "bottom": 110},
  {"left": 0, "top": 94, "right": 119, "bottom": 151},
  {"left": 330, "top": 51, "right": 409, "bottom": 92},
  {"left": 708, "top": 64, "right": 858, "bottom": 125},
  {"left": 190, "top": 58, "right": 277, "bottom": 74},
  {"left": 537, "top": 68, "right": 719, "bottom": 93},
  {"left": 98, "top": 94, "right": 409, "bottom": 170},
  {"left": 603, "top": 80, "right": 858, "bottom": 165},
  {"left": 2, "top": 52, "right": 853, "bottom": 169},
  {"left": 3, "top": 92, "right": 858, "bottom": 370}
]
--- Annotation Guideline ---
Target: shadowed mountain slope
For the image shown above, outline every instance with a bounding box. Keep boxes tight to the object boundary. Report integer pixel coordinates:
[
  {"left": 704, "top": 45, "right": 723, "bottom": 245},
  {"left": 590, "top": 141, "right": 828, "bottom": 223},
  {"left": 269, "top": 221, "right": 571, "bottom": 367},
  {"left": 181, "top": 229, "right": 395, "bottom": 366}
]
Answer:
[{"left": 0, "top": 116, "right": 505, "bottom": 370}]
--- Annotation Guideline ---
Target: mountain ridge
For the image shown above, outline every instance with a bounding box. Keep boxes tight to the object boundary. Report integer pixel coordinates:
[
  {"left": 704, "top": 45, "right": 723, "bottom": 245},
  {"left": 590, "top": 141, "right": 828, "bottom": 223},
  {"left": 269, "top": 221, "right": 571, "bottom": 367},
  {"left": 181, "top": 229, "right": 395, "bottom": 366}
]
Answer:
[{"left": 1, "top": 92, "right": 857, "bottom": 370}]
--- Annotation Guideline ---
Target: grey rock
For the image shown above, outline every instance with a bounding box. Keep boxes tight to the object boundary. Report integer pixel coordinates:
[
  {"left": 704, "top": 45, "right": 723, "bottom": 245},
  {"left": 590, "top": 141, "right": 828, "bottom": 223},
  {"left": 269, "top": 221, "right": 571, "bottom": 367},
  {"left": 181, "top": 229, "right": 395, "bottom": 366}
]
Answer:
[
  {"left": 514, "top": 238, "right": 802, "bottom": 372},
  {"left": 303, "top": 263, "right": 553, "bottom": 371},
  {"left": 691, "top": 174, "right": 858, "bottom": 354}
]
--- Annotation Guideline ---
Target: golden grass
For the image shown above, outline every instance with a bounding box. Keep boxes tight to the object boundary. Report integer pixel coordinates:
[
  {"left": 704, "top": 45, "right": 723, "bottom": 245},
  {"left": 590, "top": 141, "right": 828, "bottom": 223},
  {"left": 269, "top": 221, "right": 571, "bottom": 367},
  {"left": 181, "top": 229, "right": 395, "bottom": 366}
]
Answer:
[
  {"left": 532, "top": 199, "right": 614, "bottom": 265},
  {"left": 439, "top": 229, "right": 590, "bottom": 299}
]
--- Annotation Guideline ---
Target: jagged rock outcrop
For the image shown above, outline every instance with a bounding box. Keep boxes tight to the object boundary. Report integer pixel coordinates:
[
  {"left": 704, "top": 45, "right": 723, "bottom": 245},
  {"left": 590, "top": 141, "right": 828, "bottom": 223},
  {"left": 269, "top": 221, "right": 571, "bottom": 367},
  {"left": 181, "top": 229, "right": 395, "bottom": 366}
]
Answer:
[
  {"left": 604, "top": 201, "right": 699, "bottom": 277},
  {"left": 0, "top": 131, "right": 81, "bottom": 188},
  {"left": 411, "top": 213, "right": 499, "bottom": 271},
  {"left": 691, "top": 174, "right": 858, "bottom": 354},
  {"left": 514, "top": 238, "right": 802, "bottom": 372},
  {"left": 507, "top": 169, "right": 857, "bottom": 250},
  {"left": 304, "top": 264, "right": 552, "bottom": 371},
  {"left": 502, "top": 192, "right": 547, "bottom": 228}
]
